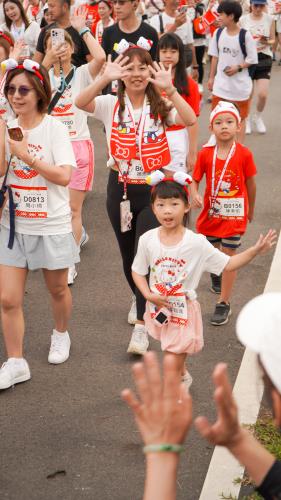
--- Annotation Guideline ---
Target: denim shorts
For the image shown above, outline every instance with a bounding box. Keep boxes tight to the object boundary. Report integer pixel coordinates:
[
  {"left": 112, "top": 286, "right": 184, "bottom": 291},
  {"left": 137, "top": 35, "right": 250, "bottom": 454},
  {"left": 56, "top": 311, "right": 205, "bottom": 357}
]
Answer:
[{"left": 0, "top": 226, "right": 80, "bottom": 270}]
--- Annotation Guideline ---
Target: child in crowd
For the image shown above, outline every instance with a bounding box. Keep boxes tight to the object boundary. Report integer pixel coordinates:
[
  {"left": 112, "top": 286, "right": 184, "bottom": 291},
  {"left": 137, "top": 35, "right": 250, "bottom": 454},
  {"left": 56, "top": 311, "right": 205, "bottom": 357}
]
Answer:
[
  {"left": 192, "top": 101, "right": 257, "bottom": 325},
  {"left": 132, "top": 169, "right": 270, "bottom": 390},
  {"left": 157, "top": 33, "right": 200, "bottom": 173}
]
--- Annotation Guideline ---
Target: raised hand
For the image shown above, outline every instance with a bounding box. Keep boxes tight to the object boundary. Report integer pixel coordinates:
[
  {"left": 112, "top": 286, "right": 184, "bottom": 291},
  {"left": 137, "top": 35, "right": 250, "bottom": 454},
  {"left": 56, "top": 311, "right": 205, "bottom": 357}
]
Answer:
[
  {"left": 71, "top": 5, "right": 88, "bottom": 33},
  {"left": 253, "top": 229, "right": 277, "bottom": 255},
  {"left": 102, "top": 54, "right": 133, "bottom": 82},
  {"left": 121, "top": 352, "right": 192, "bottom": 446},
  {"left": 147, "top": 61, "right": 174, "bottom": 93},
  {"left": 195, "top": 363, "right": 242, "bottom": 447}
]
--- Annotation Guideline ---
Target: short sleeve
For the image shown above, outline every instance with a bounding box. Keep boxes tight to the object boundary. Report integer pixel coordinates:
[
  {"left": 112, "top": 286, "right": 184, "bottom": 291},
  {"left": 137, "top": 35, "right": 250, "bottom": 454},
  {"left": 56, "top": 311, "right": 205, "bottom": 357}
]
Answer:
[
  {"left": 101, "top": 26, "right": 111, "bottom": 56},
  {"left": 185, "top": 19, "right": 194, "bottom": 44},
  {"left": 193, "top": 149, "right": 206, "bottom": 183},
  {"left": 208, "top": 29, "right": 219, "bottom": 57},
  {"left": 75, "top": 65, "right": 93, "bottom": 90},
  {"left": 132, "top": 235, "right": 150, "bottom": 275},
  {"left": 186, "top": 77, "right": 200, "bottom": 116},
  {"left": 93, "top": 94, "right": 116, "bottom": 122},
  {"left": 36, "top": 27, "right": 45, "bottom": 54},
  {"left": 149, "top": 15, "right": 160, "bottom": 33},
  {"left": 166, "top": 107, "right": 178, "bottom": 126},
  {"left": 245, "top": 30, "right": 258, "bottom": 65},
  {"left": 201, "top": 236, "right": 230, "bottom": 274},
  {"left": 243, "top": 148, "right": 257, "bottom": 178},
  {"left": 51, "top": 120, "right": 77, "bottom": 168}
]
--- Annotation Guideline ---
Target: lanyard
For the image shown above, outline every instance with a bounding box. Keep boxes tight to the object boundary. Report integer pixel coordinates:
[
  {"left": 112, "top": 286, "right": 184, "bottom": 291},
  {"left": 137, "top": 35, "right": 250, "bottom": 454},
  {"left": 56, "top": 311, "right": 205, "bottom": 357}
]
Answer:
[{"left": 210, "top": 142, "right": 236, "bottom": 208}]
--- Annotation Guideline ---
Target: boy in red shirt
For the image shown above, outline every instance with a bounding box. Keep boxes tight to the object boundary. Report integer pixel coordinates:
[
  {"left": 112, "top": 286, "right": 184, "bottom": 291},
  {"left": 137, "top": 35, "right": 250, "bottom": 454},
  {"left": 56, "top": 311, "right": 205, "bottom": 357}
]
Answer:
[{"left": 192, "top": 101, "right": 257, "bottom": 325}]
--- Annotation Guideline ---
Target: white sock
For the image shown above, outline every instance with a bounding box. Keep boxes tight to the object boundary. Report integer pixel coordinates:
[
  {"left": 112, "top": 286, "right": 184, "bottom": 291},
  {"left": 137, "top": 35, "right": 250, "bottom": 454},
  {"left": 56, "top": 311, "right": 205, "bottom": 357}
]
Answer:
[
  {"left": 8, "top": 357, "right": 24, "bottom": 364},
  {"left": 53, "top": 329, "right": 68, "bottom": 336},
  {"left": 134, "top": 324, "right": 145, "bottom": 332}
]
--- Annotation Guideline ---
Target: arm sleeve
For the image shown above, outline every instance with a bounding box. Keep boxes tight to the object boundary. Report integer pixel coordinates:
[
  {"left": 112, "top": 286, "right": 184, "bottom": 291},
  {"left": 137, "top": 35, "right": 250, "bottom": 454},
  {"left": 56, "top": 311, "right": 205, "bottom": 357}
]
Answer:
[
  {"left": 208, "top": 29, "right": 219, "bottom": 57},
  {"left": 132, "top": 235, "right": 150, "bottom": 275},
  {"left": 51, "top": 121, "right": 77, "bottom": 168},
  {"left": 256, "top": 460, "right": 281, "bottom": 500},
  {"left": 245, "top": 30, "right": 258, "bottom": 65},
  {"left": 201, "top": 236, "right": 230, "bottom": 274}
]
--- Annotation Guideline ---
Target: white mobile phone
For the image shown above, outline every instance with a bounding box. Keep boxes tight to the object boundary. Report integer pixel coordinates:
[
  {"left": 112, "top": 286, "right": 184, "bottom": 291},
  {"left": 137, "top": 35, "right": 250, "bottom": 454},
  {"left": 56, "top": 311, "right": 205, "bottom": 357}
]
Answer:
[
  {"left": 120, "top": 200, "right": 133, "bottom": 233},
  {"left": 51, "top": 28, "right": 65, "bottom": 48}
]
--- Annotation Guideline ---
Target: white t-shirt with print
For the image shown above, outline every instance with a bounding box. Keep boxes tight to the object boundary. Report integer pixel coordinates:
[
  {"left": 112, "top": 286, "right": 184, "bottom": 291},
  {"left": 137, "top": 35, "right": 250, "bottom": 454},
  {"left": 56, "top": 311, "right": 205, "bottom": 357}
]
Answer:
[
  {"left": 132, "top": 228, "right": 230, "bottom": 294},
  {"left": 208, "top": 28, "right": 258, "bottom": 101},
  {"left": 0, "top": 21, "right": 40, "bottom": 56},
  {"left": 2, "top": 115, "right": 77, "bottom": 235},
  {"left": 150, "top": 12, "right": 194, "bottom": 44},
  {"left": 92, "top": 94, "right": 177, "bottom": 182},
  {"left": 49, "top": 65, "right": 92, "bottom": 141},
  {"left": 240, "top": 13, "right": 273, "bottom": 57}
]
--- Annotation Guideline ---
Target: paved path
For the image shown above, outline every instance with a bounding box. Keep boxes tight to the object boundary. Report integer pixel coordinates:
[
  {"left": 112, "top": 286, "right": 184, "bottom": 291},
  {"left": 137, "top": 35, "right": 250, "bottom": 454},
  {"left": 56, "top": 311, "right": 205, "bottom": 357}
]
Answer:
[{"left": 0, "top": 66, "right": 280, "bottom": 500}]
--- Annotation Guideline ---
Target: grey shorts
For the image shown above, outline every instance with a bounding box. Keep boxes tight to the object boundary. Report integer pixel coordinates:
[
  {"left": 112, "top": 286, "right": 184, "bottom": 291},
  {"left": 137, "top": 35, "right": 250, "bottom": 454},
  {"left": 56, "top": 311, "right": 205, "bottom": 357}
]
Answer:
[{"left": 0, "top": 226, "right": 80, "bottom": 270}]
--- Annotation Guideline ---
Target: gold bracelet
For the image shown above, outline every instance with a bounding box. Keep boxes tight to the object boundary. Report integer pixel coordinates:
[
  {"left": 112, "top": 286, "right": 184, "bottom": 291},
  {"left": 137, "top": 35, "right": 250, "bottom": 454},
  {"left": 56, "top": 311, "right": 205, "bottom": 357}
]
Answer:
[{"left": 166, "top": 87, "right": 177, "bottom": 98}]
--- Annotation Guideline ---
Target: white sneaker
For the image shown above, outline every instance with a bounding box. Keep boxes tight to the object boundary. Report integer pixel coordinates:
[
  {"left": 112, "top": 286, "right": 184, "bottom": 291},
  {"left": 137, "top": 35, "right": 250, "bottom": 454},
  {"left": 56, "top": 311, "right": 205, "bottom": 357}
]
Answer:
[
  {"left": 245, "top": 117, "right": 251, "bottom": 135},
  {"left": 198, "top": 83, "right": 204, "bottom": 94},
  {"left": 68, "top": 265, "right": 77, "bottom": 286},
  {"left": 127, "top": 326, "right": 149, "bottom": 355},
  {"left": 128, "top": 295, "right": 137, "bottom": 325},
  {"left": 0, "top": 358, "right": 31, "bottom": 390},
  {"left": 80, "top": 227, "right": 89, "bottom": 249},
  {"left": 182, "top": 371, "right": 193, "bottom": 392},
  {"left": 253, "top": 114, "right": 266, "bottom": 134},
  {"left": 48, "top": 331, "right": 71, "bottom": 364}
]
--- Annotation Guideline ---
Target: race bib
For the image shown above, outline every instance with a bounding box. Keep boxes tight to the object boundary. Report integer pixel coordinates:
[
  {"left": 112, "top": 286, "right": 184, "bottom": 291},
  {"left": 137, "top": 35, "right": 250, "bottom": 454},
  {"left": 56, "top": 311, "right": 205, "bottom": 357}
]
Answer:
[
  {"left": 210, "top": 197, "right": 244, "bottom": 218},
  {"left": 149, "top": 294, "right": 188, "bottom": 326},
  {"left": 118, "top": 160, "right": 147, "bottom": 184},
  {"left": 11, "top": 185, "right": 48, "bottom": 218}
]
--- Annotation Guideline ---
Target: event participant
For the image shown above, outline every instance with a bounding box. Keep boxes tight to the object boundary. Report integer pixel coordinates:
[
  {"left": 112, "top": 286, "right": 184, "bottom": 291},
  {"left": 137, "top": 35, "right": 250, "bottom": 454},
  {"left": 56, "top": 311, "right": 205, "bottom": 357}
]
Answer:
[
  {"left": 34, "top": 0, "right": 92, "bottom": 68},
  {"left": 45, "top": 10, "right": 106, "bottom": 284},
  {"left": 208, "top": 0, "right": 258, "bottom": 142},
  {"left": 75, "top": 46, "right": 196, "bottom": 354},
  {"left": 192, "top": 0, "right": 206, "bottom": 94},
  {"left": 1, "top": 0, "right": 40, "bottom": 56},
  {"left": 26, "top": 0, "right": 44, "bottom": 24},
  {"left": 240, "top": 0, "right": 275, "bottom": 134},
  {"left": 122, "top": 292, "right": 281, "bottom": 500},
  {"left": 192, "top": 101, "right": 256, "bottom": 325},
  {"left": 157, "top": 33, "right": 200, "bottom": 173},
  {"left": 101, "top": 0, "right": 158, "bottom": 93},
  {"left": 144, "top": 0, "right": 164, "bottom": 19},
  {"left": 95, "top": 0, "right": 114, "bottom": 44},
  {"left": 0, "top": 59, "right": 78, "bottom": 390},
  {"left": 149, "top": 0, "right": 198, "bottom": 75}
]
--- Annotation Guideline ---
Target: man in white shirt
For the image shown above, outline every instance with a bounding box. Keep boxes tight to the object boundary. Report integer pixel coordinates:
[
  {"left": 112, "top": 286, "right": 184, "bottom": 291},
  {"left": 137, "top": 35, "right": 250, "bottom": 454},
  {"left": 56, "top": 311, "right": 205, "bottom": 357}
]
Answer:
[
  {"left": 149, "top": 0, "right": 199, "bottom": 76},
  {"left": 208, "top": 0, "right": 258, "bottom": 141}
]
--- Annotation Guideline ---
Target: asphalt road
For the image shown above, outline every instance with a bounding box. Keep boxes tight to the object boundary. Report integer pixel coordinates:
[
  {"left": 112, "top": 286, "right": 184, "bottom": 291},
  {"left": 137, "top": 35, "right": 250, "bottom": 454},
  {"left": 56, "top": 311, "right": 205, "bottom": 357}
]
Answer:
[{"left": 0, "top": 66, "right": 280, "bottom": 500}]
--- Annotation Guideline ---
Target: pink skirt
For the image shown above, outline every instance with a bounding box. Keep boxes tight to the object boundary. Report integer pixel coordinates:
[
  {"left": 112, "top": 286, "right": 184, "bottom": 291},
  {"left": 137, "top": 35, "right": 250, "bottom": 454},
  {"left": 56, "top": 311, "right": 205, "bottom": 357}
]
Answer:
[{"left": 144, "top": 300, "right": 204, "bottom": 354}]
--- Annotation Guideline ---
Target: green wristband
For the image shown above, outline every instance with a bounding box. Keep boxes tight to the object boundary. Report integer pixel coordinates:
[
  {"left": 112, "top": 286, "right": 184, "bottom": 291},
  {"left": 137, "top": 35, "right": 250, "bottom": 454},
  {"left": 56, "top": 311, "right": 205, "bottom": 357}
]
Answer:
[
  {"left": 79, "top": 27, "right": 90, "bottom": 37},
  {"left": 143, "top": 444, "right": 184, "bottom": 454}
]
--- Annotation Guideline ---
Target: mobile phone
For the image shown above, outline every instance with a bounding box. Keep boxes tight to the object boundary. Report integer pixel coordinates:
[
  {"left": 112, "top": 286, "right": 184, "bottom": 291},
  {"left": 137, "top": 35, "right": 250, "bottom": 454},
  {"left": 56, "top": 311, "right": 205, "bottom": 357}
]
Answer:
[
  {"left": 120, "top": 199, "right": 133, "bottom": 233},
  {"left": 153, "top": 307, "right": 171, "bottom": 327},
  {"left": 7, "top": 127, "right": 23, "bottom": 141},
  {"left": 179, "top": 5, "right": 188, "bottom": 13},
  {"left": 51, "top": 28, "right": 65, "bottom": 48}
]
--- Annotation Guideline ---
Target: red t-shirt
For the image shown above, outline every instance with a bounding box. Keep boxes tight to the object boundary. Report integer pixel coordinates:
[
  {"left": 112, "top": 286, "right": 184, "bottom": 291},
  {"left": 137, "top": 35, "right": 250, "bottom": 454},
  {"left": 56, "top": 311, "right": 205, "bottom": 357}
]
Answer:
[
  {"left": 193, "top": 143, "right": 257, "bottom": 237},
  {"left": 165, "top": 77, "right": 200, "bottom": 132}
]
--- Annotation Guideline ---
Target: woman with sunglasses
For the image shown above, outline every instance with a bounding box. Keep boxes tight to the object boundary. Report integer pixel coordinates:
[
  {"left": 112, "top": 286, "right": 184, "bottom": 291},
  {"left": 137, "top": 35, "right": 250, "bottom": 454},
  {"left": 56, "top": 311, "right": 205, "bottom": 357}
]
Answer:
[
  {"left": 240, "top": 0, "right": 275, "bottom": 134},
  {"left": 0, "top": 59, "right": 78, "bottom": 390},
  {"left": 0, "top": 0, "right": 40, "bottom": 57},
  {"left": 75, "top": 44, "right": 196, "bottom": 355}
]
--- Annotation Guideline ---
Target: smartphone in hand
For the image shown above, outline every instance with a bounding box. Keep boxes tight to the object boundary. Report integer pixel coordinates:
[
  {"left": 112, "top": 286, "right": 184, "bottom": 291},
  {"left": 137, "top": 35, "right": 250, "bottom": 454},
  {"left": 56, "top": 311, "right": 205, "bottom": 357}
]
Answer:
[{"left": 7, "top": 127, "right": 24, "bottom": 141}]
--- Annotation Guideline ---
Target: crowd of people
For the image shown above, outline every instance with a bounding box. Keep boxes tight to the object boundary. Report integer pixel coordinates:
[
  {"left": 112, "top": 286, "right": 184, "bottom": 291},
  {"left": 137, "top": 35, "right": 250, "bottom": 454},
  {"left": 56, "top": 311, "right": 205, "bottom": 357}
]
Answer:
[{"left": 0, "top": 0, "right": 280, "bottom": 497}]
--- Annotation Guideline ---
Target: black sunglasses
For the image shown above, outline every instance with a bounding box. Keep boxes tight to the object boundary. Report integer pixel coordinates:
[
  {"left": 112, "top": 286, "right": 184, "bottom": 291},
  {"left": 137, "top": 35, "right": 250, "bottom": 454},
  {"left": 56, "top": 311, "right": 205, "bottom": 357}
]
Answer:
[{"left": 5, "top": 85, "right": 35, "bottom": 96}]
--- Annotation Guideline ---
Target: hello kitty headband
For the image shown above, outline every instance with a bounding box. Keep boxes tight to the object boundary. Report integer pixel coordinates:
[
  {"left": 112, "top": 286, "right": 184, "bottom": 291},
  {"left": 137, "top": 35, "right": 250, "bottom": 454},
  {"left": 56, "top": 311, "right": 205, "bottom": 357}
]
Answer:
[
  {"left": 1, "top": 58, "right": 44, "bottom": 84},
  {"left": 113, "top": 37, "right": 153, "bottom": 55},
  {"left": 0, "top": 31, "right": 14, "bottom": 46},
  {"left": 146, "top": 170, "right": 192, "bottom": 198},
  {"left": 210, "top": 100, "right": 241, "bottom": 124}
]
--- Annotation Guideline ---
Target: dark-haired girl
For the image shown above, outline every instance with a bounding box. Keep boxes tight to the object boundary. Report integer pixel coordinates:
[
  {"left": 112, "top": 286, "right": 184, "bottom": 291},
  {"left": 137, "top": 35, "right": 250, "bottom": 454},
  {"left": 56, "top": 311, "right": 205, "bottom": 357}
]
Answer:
[
  {"left": 75, "top": 45, "right": 196, "bottom": 355},
  {"left": 157, "top": 33, "right": 200, "bottom": 173},
  {"left": 0, "top": 59, "right": 78, "bottom": 390},
  {"left": 1, "top": 0, "right": 40, "bottom": 56}
]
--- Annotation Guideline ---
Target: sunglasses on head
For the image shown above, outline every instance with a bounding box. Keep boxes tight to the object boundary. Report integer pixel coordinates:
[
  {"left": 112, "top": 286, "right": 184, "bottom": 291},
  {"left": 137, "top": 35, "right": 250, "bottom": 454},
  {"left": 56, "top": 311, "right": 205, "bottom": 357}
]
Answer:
[{"left": 5, "top": 84, "right": 35, "bottom": 96}]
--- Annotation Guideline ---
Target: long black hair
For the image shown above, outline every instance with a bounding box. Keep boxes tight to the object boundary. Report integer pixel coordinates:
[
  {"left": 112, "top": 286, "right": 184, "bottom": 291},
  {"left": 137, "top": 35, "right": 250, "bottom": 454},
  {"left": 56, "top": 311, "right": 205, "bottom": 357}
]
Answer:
[{"left": 157, "top": 33, "right": 189, "bottom": 98}]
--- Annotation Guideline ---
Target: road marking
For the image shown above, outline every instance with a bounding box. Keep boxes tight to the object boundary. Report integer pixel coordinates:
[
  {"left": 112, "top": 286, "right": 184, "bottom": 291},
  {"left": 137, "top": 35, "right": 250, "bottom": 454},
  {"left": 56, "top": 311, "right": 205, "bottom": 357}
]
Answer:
[{"left": 199, "top": 230, "right": 281, "bottom": 500}]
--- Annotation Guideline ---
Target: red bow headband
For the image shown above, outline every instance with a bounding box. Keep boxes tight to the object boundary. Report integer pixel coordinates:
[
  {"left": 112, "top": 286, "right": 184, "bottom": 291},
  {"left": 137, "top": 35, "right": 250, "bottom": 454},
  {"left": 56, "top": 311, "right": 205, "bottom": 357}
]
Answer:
[
  {"left": 0, "top": 31, "right": 14, "bottom": 47},
  {"left": 146, "top": 170, "right": 192, "bottom": 197},
  {"left": 1, "top": 58, "right": 44, "bottom": 84}
]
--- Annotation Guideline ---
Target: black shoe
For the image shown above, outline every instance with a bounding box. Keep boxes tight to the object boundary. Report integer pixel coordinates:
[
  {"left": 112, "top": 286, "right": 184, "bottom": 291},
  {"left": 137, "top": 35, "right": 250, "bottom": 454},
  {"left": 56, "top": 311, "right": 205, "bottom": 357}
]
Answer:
[
  {"left": 211, "top": 302, "right": 231, "bottom": 325},
  {"left": 210, "top": 273, "right": 222, "bottom": 294}
]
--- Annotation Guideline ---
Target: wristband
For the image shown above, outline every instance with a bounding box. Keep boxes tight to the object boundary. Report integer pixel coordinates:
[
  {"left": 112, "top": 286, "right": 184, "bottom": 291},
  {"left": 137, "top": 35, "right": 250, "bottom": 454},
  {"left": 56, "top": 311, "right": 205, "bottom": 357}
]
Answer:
[
  {"left": 143, "top": 444, "right": 185, "bottom": 454},
  {"left": 79, "top": 27, "right": 91, "bottom": 37},
  {"left": 166, "top": 87, "right": 177, "bottom": 98}
]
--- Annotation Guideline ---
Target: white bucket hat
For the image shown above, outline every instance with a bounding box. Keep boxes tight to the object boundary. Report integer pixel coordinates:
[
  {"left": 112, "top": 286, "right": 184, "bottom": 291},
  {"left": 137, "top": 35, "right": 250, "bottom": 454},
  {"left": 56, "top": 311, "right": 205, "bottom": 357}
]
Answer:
[{"left": 236, "top": 293, "right": 281, "bottom": 393}]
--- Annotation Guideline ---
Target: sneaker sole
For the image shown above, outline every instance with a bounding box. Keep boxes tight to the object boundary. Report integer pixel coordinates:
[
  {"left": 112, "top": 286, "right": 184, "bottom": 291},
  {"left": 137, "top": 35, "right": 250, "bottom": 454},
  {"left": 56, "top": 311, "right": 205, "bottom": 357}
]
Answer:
[
  {"left": 68, "top": 271, "right": 78, "bottom": 286},
  {"left": 80, "top": 234, "right": 89, "bottom": 249},
  {"left": 127, "top": 344, "right": 148, "bottom": 355},
  {"left": 0, "top": 373, "right": 31, "bottom": 390},
  {"left": 48, "top": 354, "right": 70, "bottom": 365},
  {"left": 127, "top": 316, "right": 137, "bottom": 325},
  {"left": 211, "top": 309, "right": 232, "bottom": 326}
]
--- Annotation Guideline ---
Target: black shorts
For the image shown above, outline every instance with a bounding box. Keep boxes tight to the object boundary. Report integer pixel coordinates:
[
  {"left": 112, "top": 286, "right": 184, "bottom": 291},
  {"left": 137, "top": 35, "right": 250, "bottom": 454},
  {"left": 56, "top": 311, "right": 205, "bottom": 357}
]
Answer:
[{"left": 251, "top": 53, "right": 272, "bottom": 80}]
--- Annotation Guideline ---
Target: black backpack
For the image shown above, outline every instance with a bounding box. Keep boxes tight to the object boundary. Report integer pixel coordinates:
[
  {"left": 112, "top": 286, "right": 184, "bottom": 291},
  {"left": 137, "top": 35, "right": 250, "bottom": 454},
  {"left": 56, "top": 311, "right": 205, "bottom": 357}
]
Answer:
[{"left": 216, "top": 27, "right": 257, "bottom": 78}]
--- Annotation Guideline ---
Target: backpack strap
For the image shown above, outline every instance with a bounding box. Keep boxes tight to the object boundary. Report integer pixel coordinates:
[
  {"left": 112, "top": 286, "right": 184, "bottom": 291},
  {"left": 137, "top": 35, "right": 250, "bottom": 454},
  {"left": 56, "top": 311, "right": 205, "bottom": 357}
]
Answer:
[
  {"left": 47, "top": 68, "right": 75, "bottom": 115},
  {"left": 216, "top": 27, "right": 223, "bottom": 51},
  {"left": 239, "top": 28, "right": 247, "bottom": 59},
  {"left": 159, "top": 13, "right": 164, "bottom": 34}
]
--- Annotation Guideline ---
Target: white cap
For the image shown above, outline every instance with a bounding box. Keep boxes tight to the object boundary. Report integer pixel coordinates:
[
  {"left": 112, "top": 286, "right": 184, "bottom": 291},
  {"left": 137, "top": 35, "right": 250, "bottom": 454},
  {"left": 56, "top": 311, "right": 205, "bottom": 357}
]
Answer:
[
  {"left": 236, "top": 293, "right": 281, "bottom": 393},
  {"left": 210, "top": 100, "right": 241, "bottom": 125}
]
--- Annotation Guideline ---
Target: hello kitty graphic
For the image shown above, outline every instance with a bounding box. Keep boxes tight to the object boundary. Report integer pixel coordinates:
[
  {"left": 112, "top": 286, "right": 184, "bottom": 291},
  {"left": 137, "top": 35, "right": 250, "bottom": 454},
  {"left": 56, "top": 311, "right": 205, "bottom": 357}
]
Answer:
[{"left": 13, "top": 144, "right": 43, "bottom": 179}]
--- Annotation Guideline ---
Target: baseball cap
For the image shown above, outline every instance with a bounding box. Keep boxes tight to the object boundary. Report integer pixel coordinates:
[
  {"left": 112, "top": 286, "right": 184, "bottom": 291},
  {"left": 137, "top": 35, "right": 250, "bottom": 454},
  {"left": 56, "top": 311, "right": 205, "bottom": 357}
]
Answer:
[
  {"left": 210, "top": 100, "right": 241, "bottom": 125},
  {"left": 236, "top": 293, "right": 281, "bottom": 393},
  {"left": 250, "top": 0, "right": 267, "bottom": 5}
]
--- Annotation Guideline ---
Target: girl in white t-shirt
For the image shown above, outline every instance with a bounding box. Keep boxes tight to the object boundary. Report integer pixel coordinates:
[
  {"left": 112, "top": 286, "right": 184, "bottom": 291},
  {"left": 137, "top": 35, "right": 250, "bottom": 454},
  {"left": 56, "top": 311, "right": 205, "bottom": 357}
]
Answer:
[
  {"left": 0, "top": 59, "right": 78, "bottom": 390},
  {"left": 44, "top": 10, "right": 106, "bottom": 284},
  {"left": 132, "top": 171, "right": 276, "bottom": 389},
  {"left": 1, "top": 0, "right": 40, "bottom": 56}
]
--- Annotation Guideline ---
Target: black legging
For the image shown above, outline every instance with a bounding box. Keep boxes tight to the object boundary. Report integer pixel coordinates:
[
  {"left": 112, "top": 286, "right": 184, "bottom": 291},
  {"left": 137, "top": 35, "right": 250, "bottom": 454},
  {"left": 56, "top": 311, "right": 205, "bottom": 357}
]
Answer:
[
  {"left": 195, "top": 45, "right": 205, "bottom": 85},
  {"left": 106, "top": 169, "right": 159, "bottom": 321}
]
